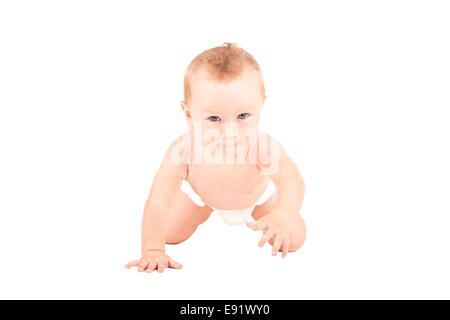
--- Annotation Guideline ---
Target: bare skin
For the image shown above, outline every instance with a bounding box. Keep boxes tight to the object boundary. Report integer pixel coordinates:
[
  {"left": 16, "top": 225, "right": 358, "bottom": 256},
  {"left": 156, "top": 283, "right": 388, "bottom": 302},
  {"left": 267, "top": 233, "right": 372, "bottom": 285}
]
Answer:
[{"left": 125, "top": 67, "right": 306, "bottom": 273}]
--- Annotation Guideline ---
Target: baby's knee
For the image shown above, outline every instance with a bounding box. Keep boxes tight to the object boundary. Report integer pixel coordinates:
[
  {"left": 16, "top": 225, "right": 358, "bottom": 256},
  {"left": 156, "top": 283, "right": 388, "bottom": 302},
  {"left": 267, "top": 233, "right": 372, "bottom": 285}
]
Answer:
[
  {"left": 165, "top": 224, "right": 198, "bottom": 245},
  {"left": 165, "top": 235, "right": 189, "bottom": 245},
  {"left": 290, "top": 230, "right": 306, "bottom": 252},
  {"left": 288, "top": 239, "right": 304, "bottom": 252},
  {"left": 166, "top": 239, "right": 184, "bottom": 245}
]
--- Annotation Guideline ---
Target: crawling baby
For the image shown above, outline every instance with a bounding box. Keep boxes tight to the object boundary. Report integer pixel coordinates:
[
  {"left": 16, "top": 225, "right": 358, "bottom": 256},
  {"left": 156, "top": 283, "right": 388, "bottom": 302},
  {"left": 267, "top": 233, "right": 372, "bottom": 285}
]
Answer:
[{"left": 125, "top": 42, "right": 306, "bottom": 273}]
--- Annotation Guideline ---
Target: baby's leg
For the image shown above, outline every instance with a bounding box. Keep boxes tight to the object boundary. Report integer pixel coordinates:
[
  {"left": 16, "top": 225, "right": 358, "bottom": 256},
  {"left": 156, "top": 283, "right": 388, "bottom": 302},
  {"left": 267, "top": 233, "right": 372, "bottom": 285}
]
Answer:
[
  {"left": 164, "top": 187, "right": 213, "bottom": 244},
  {"left": 251, "top": 192, "right": 306, "bottom": 251}
]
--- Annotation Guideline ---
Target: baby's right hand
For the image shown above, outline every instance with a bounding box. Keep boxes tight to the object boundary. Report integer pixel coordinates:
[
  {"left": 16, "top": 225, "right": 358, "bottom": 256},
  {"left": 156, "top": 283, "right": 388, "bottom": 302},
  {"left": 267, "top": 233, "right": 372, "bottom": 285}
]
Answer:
[{"left": 125, "top": 251, "right": 183, "bottom": 273}]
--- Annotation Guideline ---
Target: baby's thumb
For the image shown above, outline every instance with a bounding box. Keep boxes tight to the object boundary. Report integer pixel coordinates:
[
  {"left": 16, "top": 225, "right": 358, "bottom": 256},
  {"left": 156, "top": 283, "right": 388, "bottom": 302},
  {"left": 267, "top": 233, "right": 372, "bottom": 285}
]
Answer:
[{"left": 169, "top": 257, "right": 183, "bottom": 269}]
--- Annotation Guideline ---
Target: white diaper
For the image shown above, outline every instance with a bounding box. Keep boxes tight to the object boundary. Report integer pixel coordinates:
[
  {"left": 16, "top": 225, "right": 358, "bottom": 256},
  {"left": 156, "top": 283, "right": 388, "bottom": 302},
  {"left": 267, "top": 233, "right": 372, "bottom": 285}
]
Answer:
[{"left": 180, "top": 179, "right": 276, "bottom": 226}]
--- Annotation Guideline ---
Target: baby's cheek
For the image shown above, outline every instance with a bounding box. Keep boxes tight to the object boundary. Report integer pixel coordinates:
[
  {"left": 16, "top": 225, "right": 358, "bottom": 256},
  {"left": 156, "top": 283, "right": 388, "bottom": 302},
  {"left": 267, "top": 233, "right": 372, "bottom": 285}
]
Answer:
[
  {"left": 193, "top": 121, "right": 217, "bottom": 133},
  {"left": 240, "top": 119, "right": 258, "bottom": 132}
]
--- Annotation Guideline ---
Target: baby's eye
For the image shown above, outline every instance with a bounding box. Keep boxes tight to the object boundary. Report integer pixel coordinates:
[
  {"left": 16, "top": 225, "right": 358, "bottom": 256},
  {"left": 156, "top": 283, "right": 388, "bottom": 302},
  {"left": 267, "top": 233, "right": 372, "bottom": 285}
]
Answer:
[
  {"left": 208, "top": 115, "right": 221, "bottom": 122},
  {"left": 237, "top": 113, "right": 249, "bottom": 119}
]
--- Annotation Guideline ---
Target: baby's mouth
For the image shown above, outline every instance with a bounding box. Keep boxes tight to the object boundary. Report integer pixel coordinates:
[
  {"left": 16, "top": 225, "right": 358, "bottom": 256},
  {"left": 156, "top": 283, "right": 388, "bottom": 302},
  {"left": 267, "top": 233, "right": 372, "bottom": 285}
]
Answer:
[{"left": 217, "top": 137, "right": 242, "bottom": 147}]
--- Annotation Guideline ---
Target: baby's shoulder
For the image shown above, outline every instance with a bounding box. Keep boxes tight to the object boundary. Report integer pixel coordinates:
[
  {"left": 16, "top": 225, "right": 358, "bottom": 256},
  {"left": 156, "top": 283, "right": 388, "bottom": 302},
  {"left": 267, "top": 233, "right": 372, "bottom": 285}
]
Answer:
[
  {"left": 255, "top": 131, "right": 286, "bottom": 175},
  {"left": 159, "top": 132, "right": 191, "bottom": 178},
  {"left": 168, "top": 131, "right": 191, "bottom": 149},
  {"left": 255, "top": 131, "right": 284, "bottom": 159}
]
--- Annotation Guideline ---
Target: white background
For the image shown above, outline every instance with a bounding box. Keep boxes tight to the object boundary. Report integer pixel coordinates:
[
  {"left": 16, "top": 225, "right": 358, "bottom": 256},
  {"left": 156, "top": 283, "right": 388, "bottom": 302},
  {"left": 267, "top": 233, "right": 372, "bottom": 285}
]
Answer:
[{"left": 1, "top": 1, "right": 449, "bottom": 299}]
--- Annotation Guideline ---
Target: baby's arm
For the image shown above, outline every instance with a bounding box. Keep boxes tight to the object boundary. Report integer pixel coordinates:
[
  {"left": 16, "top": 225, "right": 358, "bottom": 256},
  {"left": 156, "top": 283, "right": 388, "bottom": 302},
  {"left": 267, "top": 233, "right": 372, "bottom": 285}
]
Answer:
[
  {"left": 247, "top": 134, "right": 306, "bottom": 256},
  {"left": 265, "top": 141, "right": 305, "bottom": 217},
  {"left": 141, "top": 138, "right": 187, "bottom": 254},
  {"left": 126, "top": 136, "right": 187, "bottom": 272},
  {"left": 257, "top": 133, "right": 305, "bottom": 215}
]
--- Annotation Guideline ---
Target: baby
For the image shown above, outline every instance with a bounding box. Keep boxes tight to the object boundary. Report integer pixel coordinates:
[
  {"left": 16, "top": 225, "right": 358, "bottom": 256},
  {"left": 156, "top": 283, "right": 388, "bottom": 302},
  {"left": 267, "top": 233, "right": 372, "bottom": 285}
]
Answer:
[{"left": 125, "top": 43, "right": 306, "bottom": 273}]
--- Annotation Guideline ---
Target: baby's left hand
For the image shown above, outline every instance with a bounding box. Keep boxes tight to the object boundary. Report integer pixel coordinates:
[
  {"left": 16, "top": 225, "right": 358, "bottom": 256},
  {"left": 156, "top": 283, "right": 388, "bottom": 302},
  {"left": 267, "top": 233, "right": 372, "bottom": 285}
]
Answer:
[{"left": 246, "top": 210, "right": 291, "bottom": 258}]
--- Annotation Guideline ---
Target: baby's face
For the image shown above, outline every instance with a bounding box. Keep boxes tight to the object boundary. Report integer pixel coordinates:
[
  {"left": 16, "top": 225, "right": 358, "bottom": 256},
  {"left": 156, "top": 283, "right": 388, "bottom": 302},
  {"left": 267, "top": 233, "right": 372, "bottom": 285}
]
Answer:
[{"left": 185, "top": 68, "right": 265, "bottom": 147}]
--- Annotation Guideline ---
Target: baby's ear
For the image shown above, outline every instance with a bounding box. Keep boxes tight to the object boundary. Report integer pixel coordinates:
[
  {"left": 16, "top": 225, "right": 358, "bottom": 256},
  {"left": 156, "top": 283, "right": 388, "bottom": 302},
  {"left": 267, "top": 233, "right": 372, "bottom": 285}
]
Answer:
[
  {"left": 180, "top": 100, "right": 186, "bottom": 112},
  {"left": 180, "top": 100, "right": 193, "bottom": 128},
  {"left": 261, "top": 95, "right": 267, "bottom": 110}
]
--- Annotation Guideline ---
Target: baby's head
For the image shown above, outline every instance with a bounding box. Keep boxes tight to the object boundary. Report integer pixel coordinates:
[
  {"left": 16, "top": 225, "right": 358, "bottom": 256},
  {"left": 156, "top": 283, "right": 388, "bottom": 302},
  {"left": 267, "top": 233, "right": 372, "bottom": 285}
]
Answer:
[{"left": 181, "top": 43, "right": 266, "bottom": 145}]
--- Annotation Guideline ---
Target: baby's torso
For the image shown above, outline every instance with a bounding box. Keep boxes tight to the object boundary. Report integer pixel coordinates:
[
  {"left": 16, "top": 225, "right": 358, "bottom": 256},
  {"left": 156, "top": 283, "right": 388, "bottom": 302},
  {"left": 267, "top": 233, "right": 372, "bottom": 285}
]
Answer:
[
  {"left": 177, "top": 129, "right": 276, "bottom": 210},
  {"left": 186, "top": 162, "right": 269, "bottom": 210}
]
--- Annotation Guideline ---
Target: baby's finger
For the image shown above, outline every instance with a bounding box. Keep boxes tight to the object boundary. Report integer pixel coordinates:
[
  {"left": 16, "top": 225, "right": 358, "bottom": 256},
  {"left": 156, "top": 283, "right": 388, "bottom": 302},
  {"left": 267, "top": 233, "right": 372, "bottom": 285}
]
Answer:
[
  {"left": 251, "top": 221, "right": 270, "bottom": 231},
  {"left": 168, "top": 257, "right": 183, "bottom": 269},
  {"left": 245, "top": 221, "right": 258, "bottom": 230},
  {"left": 157, "top": 259, "right": 167, "bottom": 273},
  {"left": 282, "top": 238, "right": 290, "bottom": 258},
  {"left": 125, "top": 260, "right": 141, "bottom": 269},
  {"left": 138, "top": 260, "right": 149, "bottom": 272},
  {"left": 272, "top": 235, "right": 283, "bottom": 256},
  {"left": 247, "top": 220, "right": 268, "bottom": 230},
  {"left": 258, "top": 228, "right": 276, "bottom": 248},
  {"left": 146, "top": 260, "right": 158, "bottom": 273}
]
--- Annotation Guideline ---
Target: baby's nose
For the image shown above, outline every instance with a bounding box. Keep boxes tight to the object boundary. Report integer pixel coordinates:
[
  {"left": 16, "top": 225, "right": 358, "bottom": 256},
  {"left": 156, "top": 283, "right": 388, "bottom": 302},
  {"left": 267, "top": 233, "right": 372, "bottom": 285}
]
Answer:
[{"left": 223, "top": 123, "right": 239, "bottom": 138}]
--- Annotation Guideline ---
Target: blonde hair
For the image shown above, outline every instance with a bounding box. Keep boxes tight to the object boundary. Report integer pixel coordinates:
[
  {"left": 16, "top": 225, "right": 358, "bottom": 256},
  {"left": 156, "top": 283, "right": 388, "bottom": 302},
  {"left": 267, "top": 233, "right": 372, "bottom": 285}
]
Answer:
[{"left": 183, "top": 42, "right": 266, "bottom": 104}]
